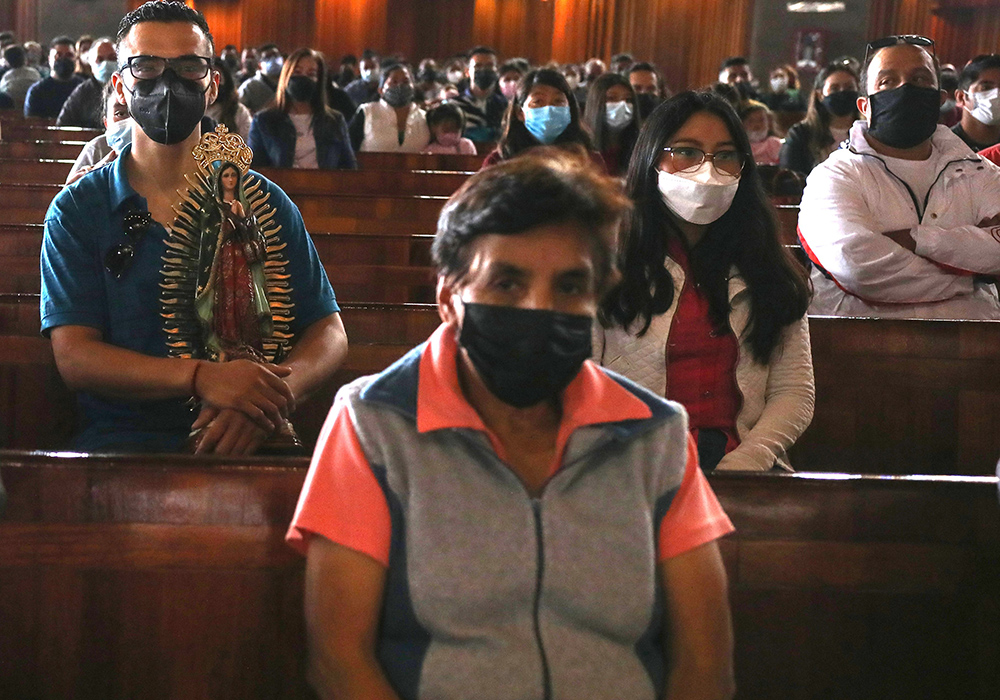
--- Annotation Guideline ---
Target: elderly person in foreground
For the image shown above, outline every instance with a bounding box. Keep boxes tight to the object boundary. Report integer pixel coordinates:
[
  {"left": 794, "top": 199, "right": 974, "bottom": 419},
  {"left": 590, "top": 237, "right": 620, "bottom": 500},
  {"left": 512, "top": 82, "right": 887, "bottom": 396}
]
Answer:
[{"left": 286, "top": 150, "right": 736, "bottom": 700}]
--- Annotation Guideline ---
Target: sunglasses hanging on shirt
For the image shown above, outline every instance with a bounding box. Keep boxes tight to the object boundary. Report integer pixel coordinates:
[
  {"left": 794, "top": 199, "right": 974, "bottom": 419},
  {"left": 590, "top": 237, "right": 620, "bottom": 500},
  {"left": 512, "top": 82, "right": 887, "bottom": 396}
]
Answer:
[{"left": 104, "top": 210, "right": 153, "bottom": 279}]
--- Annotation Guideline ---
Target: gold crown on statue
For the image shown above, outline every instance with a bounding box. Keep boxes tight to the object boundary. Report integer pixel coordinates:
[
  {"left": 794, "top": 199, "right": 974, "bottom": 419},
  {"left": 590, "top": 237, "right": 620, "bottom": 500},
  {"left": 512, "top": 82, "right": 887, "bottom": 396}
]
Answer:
[{"left": 191, "top": 124, "right": 253, "bottom": 175}]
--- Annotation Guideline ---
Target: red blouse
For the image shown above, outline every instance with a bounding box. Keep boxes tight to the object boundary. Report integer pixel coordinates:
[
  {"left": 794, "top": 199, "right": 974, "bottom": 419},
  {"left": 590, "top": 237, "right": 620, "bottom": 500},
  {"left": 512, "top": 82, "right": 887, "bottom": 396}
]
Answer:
[{"left": 665, "top": 238, "right": 742, "bottom": 452}]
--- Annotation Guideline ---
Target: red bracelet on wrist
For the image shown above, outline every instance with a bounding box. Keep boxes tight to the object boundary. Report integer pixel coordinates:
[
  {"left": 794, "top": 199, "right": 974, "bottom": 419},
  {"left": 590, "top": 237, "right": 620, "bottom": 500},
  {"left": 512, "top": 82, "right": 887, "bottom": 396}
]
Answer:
[{"left": 189, "top": 361, "right": 202, "bottom": 399}]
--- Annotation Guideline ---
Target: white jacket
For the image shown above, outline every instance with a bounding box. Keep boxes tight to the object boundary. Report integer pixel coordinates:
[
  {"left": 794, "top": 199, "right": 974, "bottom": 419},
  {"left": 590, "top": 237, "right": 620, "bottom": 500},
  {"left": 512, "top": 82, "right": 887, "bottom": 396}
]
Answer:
[
  {"left": 595, "top": 258, "right": 815, "bottom": 472},
  {"left": 799, "top": 121, "right": 1000, "bottom": 319},
  {"left": 358, "top": 100, "right": 430, "bottom": 153}
]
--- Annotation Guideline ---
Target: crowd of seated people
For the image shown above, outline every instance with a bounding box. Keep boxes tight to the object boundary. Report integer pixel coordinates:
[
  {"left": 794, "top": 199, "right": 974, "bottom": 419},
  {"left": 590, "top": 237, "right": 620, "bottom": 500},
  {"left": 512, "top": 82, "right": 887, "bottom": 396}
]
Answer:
[
  {"left": 4, "top": 6, "right": 1000, "bottom": 697},
  {"left": 4, "top": 16, "right": 1000, "bottom": 464}
]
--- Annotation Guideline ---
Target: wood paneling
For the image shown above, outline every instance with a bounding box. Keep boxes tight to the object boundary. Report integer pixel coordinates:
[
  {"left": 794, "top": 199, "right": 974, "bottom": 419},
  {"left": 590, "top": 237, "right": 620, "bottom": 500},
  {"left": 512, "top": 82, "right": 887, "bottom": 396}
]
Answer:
[
  {"left": 2, "top": 457, "right": 998, "bottom": 699},
  {"left": 612, "top": 0, "right": 755, "bottom": 92},
  {"left": 868, "top": 0, "right": 1000, "bottom": 70}
]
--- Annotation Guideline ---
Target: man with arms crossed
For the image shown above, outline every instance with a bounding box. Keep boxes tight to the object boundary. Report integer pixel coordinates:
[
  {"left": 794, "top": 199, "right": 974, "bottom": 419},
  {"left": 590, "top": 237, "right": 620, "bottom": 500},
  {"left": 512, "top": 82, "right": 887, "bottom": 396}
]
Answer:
[
  {"left": 41, "top": 1, "right": 347, "bottom": 454},
  {"left": 799, "top": 35, "right": 1000, "bottom": 319}
]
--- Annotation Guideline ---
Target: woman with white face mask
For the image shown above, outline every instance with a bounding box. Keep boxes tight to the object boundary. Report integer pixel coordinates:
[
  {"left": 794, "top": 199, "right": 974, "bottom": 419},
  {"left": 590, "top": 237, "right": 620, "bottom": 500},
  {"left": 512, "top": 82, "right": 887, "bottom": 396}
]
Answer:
[
  {"left": 583, "top": 72, "right": 641, "bottom": 176},
  {"left": 597, "top": 91, "right": 814, "bottom": 472}
]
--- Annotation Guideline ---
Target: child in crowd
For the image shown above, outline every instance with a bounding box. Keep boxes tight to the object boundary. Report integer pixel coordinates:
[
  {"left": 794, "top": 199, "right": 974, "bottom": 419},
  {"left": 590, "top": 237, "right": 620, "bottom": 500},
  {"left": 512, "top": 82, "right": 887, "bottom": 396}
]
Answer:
[
  {"left": 740, "top": 100, "right": 781, "bottom": 165},
  {"left": 422, "top": 102, "right": 478, "bottom": 154}
]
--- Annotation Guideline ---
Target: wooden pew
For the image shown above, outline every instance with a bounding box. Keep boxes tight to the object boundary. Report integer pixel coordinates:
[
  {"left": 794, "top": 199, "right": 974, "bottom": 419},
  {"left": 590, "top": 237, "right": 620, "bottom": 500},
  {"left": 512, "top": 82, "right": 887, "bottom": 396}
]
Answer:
[
  {"left": 0, "top": 139, "right": 89, "bottom": 160},
  {"left": 0, "top": 122, "right": 101, "bottom": 143},
  {"left": 355, "top": 151, "right": 483, "bottom": 172},
  {"left": 791, "top": 316, "right": 1000, "bottom": 476},
  {"left": 1, "top": 458, "right": 996, "bottom": 700},
  {"left": 0, "top": 296, "right": 441, "bottom": 450},
  {"left": 6, "top": 293, "right": 1000, "bottom": 474},
  {"left": 259, "top": 166, "right": 470, "bottom": 198},
  {"left": 0, "top": 160, "right": 472, "bottom": 196},
  {"left": 0, "top": 226, "right": 436, "bottom": 300}
]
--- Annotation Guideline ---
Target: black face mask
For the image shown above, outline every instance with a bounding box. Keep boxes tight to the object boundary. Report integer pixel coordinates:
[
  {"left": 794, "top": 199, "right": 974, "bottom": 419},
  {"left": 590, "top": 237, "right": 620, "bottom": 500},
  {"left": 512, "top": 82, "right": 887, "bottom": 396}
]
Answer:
[
  {"left": 52, "top": 56, "right": 75, "bottom": 80},
  {"left": 867, "top": 83, "right": 941, "bottom": 150},
  {"left": 286, "top": 75, "right": 316, "bottom": 103},
  {"left": 382, "top": 83, "right": 414, "bottom": 108},
  {"left": 822, "top": 90, "right": 859, "bottom": 117},
  {"left": 473, "top": 68, "right": 498, "bottom": 91},
  {"left": 458, "top": 302, "right": 593, "bottom": 409},
  {"left": 735, "top": 81, "right": 754, "bottom": 99},
  {"left": 125, "top": 71, "right": 208, "bottom": 145},
  {"left": 635, "top": 93, "right": 662, "bottom": 120}
]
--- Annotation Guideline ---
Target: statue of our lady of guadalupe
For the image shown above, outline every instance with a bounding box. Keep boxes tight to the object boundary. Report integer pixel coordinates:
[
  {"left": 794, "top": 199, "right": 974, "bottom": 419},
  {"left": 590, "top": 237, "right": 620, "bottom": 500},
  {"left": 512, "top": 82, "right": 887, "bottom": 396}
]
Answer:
[
  {"left": 194, "top": 160, "right": 273, "bottom": 361},
  {"left": 161, "top": 125, "right": 302, "bottom": 453}
]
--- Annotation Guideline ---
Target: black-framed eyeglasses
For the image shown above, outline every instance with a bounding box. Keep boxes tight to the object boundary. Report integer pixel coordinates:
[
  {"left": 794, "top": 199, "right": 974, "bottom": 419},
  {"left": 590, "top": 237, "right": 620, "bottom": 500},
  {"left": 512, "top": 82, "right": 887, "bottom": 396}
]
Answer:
[
  {"left": 119, "top": 54, "right": 213, "bottom": 82},
  {"left": 104, "top": 211, "right": 152, "bottom": 279},
  {"left": 661, "top": 146, "right": 745, "bottom": 177},
  {"left": 864, "top": 35, "right": 935, "bottom": 68}
]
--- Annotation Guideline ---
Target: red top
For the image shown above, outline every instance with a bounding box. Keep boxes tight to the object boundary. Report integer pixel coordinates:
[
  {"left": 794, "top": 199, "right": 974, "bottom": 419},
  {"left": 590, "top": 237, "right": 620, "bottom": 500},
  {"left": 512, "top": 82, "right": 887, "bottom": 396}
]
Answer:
[{"left": 665, "top": 238, "right": 741, "bottom": 451}]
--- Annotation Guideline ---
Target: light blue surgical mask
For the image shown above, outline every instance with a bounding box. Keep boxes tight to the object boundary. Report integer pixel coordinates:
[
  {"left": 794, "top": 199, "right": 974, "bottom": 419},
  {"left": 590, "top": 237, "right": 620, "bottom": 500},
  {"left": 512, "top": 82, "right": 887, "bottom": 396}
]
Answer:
[
  {"left": 92, "top": 59, "right": 117, "bottom": 84},
  {"left": 105, "top": 117, "right": 133, "bottom": 153},
  {"left": 604, "top": 100, "right": 633, "bottom": 130},
  {"left": 523, "top": 105, "right": 572, "bottom": 144},
  {"left": 261, "top": 57, "right": 283, "bottom": 78}
]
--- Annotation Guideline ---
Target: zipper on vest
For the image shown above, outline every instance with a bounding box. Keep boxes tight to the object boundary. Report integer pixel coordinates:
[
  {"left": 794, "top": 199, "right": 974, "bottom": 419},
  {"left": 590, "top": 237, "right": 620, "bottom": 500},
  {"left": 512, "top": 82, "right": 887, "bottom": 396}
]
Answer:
[{"left": 531, "top": 499, "right": 553, "bottom": 700}]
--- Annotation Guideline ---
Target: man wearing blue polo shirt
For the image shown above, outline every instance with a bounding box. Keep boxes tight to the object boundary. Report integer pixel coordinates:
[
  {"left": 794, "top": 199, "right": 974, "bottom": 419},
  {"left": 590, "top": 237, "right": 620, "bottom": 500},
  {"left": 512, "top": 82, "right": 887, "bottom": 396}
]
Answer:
[{"left": 40, "top": 1, "right": 348, "bottom": 454}]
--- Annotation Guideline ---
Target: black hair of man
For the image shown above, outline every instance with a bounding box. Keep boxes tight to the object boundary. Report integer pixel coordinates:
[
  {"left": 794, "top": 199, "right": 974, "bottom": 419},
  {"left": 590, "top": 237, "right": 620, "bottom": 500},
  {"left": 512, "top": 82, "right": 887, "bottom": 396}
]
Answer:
[
  {"left": 116, "top": 1, "right": 214, "bottom": 55},
  {"left": 467, "top": 45, "right": 497, "bottom": 60},
  {"left": 0, "top": 31, "right": 14, "bottom": 45},
  {"left": 341, "top": 54, "right": 358, "bottom": 65},
  {"left": 50, "top": 35, "right": 74, "bottom": 49},
  {"left": 629, "top": 61, "right": 657, "bottom": 75},
  {"left": 859, "top": 39, "right": 939, "bottom": 97},
  {"left": 361, "top": 48, "right": 380, "bottom": 62},
  {"left": 958, "top": 54, "right": 1000, "bottom": 92},
  {"left": 719, "top": 56, "right": 749, "bottom": 71},
  {"left": 258, "top": 43, "right": 279, "bottom": 54},
  {"left": 611, "top": 53, "right": 634, "bottom": 64},
  {"left": 940, "top": 67, "right": 959, "bottom": 94},
  {"left": 222, "top": 43, "right": 237, "bottom": 52},
  {"left": 3, "top": 44, "right": 25, "bottom": 68}
]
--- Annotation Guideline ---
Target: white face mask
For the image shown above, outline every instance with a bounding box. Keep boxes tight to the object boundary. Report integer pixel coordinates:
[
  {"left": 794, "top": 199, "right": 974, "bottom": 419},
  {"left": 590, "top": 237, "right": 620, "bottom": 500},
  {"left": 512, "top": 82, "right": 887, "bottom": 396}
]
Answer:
[
  {"left": 966, "top": 87, "right": 1000, "bottom": 126},
  {"left": 105, "top": 117, "right": 133, "bottom": 153},
  {"left": 657, "top": 161, "right": 739, "bottom": 225},
  {"left": 746, "top": 128, "right": 769, "bottom": 143},
  {"left": 564, "top": 75, "right": 580, "bottom": 91},
  {"left": 446, "top": 70, "right": 465, "bottom": 85},
  {"left": 770, "top": 76, "right": 788, "bottom": 93},
  {"left": 605, "top": 100, "right": 633, "bottom": 129},
  {"left": 940, "top": 98, "right": 957, "bottom": 114}
]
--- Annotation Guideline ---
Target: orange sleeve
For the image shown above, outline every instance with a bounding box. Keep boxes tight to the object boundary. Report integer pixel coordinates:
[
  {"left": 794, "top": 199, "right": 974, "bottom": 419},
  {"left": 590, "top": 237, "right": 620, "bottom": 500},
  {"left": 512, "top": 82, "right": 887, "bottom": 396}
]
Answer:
[
  {"left": 285, "top": 402, "right": 392, "bottom": 566},
  {"left": 657, "top": 434, "right": 735, "bottom": 561}
]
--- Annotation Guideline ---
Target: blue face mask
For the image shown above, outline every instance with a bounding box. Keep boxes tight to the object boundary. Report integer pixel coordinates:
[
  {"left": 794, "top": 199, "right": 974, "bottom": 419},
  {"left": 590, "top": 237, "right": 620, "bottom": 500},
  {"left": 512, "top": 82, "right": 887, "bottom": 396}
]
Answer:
[
  {"left": 92, "top": 59, "right": 117, "bottom": 84},
  {"left": 523, "top": 105, "right": 572, "bottom": 144},
  {"left": 105, "top": 117, "right": 133, "bottom": 153}
]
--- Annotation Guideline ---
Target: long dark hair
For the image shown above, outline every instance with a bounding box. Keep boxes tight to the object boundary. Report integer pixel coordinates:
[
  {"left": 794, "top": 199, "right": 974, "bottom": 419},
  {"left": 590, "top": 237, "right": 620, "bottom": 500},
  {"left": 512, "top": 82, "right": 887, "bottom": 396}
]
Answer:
[
  {"left": 210, "top": 58, "right": 240, "bottom": 135},
  {"left": 802, "top": 63, "right": 860, "bottom": 166},
  {"left": 497, "top": 68, "right": 592, "bottom": 160},
  {"left": 275, "top": 48, "right": 335, "bottom": 125},
  {"left": 584, "top": 73, "right": 641, "bottom": 165},
  {"left": 600, "top": 91, "right": 810, "bottom": 363}
]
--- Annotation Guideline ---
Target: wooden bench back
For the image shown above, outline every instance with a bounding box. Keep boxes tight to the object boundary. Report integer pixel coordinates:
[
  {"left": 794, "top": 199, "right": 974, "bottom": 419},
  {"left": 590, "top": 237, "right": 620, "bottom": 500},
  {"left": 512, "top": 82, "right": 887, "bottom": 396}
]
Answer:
[{"left": 1, "top": 456, "right": 996, "bottom": 700}]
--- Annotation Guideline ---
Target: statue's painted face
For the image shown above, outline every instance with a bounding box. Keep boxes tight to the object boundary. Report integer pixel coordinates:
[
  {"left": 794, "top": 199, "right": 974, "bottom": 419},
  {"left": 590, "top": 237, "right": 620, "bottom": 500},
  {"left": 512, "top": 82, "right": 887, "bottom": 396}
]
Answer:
[{"left": 220, "top": 167, "right": 238, "bottom": 197}]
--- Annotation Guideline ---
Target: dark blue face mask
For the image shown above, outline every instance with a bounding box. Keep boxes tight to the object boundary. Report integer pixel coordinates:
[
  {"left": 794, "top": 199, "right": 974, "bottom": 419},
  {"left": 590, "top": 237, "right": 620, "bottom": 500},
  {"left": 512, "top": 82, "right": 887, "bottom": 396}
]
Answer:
[
  {"left": 124, "top": 70, "right": 208, "bottom": 145},
  {"left": 458, "top": 302, "right": 593, "bottom": 408}
]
